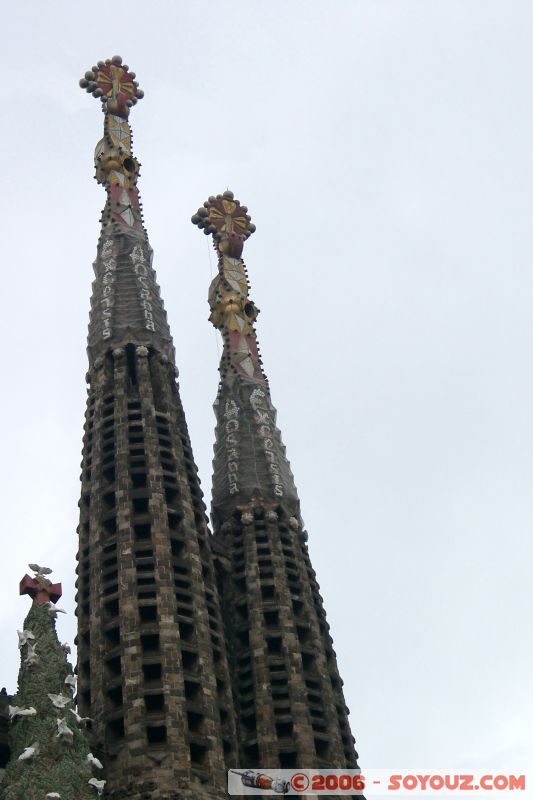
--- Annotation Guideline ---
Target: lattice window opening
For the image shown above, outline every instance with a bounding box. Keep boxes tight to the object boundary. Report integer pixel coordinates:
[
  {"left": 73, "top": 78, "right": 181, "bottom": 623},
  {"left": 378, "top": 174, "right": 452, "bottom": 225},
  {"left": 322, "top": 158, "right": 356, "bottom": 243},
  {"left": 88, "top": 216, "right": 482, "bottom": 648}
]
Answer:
[
  {"left": 107, "top": 717, "right": 125, "bottom": 742},
  {"left": 138, "top": 590, "right": 157, "bottom": 600},
  {"left": 276, "top": 721, "right": 293, "bottom": 739},
  {"left": 181, "top": 649, "right": 199, "bottom": 673},
  {"left": 142, "top": 662, "right": 162, "bottom": 682},
  {"left": 80, "top": 689, "right": 91, "bottom": 710},
  {"left": 134, "top": 523, "right": 151, "bottom": 541},
  {"left": 131, "top": 471, "right": 147, "bottom": 488},
  {"left": 103, "top": 626, "right": 120, "bottom": 647},
  {"left": 102, "top": 517, "right": 117, "bottom": 536},
  {"left": 105, "top": 655, "right": 122, "bottom": 677},
  {"left": 233, "top": 561, "right": 245, "bottom": 576},
  {"left": 144, "top": 693, "right": 165, "bottom": 713},
  {"left": 178, "top": 621, "right": 195, "bottom": 643},
  {"left": 170, "top": 537, "right": 185, "bottom": 557},
  {"left": 259, "top": 569, "right": 274, "bottom": 580},
  {"left": 264, "top": 610, "right": 279, "bottom": 628},
  {"left": 314, "top": 737, "right": 330, "bottom": 758},
  {"left": 279, "top": 751, "right": 297, "bottom": 768},
  {"left": 239, "top": 675, "right": 254, "bottom": 691},
  {"left": 136, "top": 562, "right": 154, "bottom": 575},
  {"left": 80, "top": 660, "right": 91, "bottom": 678},
  {"left": 129, "top": 446, "right": 145, "bottom": 457},
  {"left": 243, "top": 742, "right": 260, "bottom": 765},
  {"left": 140, "top": 633, "right": 160, "bottom": 653},
  {"left": 296, "top": 624, "right": 312, "bottom": 644},
  {"left": 139, "top": 605, "right": 158, "bottom": 623},
  {"left": 101, "top": 493, "right": 116, "bottom": 513},
  {"left": 184, "top": 680, "right": 202, "bottom": 702},
  {"left": 189, "top": 742, "right": 208, "bottom": 766},
  {"left": 168, "top": 512, "right": 182, "bottom": 530},
  {"left": 102, "top": 440, "right": 115, "bottom": 456},
  {"left": 165, "top": 487, "right": 180, "bottom": 508},
  {"left": 241, "top": 712, "right": 256, "bottom": 732},
  {"left": 223, "top": 739, "right": 233, "bottom": 756},
  {"left": 261, "top": 584, "right": 275, "bottom": 599},
  {"left": 235, "top": 603, "right": 249, "bottom": 621},
  {"left": 301, "top": 652, "right": 316, "bottom": 671},
  {"left": 187, "top": 710, "right": 205, "bottom": 733},
  {"left": 106, "top": 685, "right": 123, "bottom": 709},
  {"left": 105, "top": 598, "right": 120, "bottom": 619},
  {"left": 102, "top": 466, "right": 115, "bottom": 484},
  {"left": 146, "top": 725, "right": 167, "bottom": 744}
]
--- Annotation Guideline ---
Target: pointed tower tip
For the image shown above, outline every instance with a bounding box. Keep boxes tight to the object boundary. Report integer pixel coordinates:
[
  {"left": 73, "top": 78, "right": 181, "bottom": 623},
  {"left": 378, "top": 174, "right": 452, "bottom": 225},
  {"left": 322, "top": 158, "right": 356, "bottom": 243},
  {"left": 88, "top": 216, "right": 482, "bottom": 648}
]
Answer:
[
  {"left": 79, "top": 56, "right": 143, "bottom": 118},
  {"left": 192, "top": 192, "right": 255, "bottom": 258}
]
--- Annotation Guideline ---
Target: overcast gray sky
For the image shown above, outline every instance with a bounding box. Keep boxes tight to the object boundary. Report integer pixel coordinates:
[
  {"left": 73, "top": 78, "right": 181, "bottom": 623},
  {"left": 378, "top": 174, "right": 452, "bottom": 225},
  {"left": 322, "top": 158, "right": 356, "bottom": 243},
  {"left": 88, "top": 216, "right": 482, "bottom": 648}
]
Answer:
[{"left": 0, "top": 0, "right": 532, "bottom": 777}]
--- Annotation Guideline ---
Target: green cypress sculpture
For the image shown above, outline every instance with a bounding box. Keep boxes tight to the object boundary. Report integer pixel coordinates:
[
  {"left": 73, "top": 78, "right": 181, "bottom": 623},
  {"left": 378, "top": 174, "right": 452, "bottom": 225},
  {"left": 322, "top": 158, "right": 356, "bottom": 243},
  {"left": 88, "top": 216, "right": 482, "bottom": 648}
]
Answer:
[{"left": 1, "top": 566, "right": 103, "bottom": 800}]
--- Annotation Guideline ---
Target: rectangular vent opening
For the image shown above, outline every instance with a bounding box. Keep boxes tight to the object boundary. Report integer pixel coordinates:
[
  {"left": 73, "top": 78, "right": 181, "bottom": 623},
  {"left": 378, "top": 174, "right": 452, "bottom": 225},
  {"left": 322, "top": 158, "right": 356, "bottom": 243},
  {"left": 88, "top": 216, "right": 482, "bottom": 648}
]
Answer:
[
  {"left": 143, "top": 663, "right": 162, "bottom": 681},
  {"left": 139, "top": 605, "right": 157, "bottom": 622},
  {"left": 146, "top": 725, "right": 167, "bottom": 744}
]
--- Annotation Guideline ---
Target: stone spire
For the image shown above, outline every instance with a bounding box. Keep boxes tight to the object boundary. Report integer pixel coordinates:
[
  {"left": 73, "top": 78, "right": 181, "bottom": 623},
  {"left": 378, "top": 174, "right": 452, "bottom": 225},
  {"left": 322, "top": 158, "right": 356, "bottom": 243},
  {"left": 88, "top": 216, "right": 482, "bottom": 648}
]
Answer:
[
  {"left": 193, "top": 194, "right": 361, "bottom": 772},
  {"left": 76, "top": 59, "right": 237, "bottom": 800},
  {"left": 1, "top": 566, "right": 96, "bottom": 800},
  {"left": 191, "top": 192, "right": 299, "bottom": 526},
  {"left": 80, "top": 56, "right": 174, "bottom": 367}
]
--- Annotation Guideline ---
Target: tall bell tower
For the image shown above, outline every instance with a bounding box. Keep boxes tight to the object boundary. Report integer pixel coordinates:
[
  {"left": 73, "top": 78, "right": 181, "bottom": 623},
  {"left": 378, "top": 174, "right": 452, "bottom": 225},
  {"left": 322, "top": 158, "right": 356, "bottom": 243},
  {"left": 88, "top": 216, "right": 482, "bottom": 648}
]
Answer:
[
  {"left": 75, "top": 57, "right": 237, "bottom": 800},
  {"left": 192, "top": 192, "right": 360, "bottom": 772}
]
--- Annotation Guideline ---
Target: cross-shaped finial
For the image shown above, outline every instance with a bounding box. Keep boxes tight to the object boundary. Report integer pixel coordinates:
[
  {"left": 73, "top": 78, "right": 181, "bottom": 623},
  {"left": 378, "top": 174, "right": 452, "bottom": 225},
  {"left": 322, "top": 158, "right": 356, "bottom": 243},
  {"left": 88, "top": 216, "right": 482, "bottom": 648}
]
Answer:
[
  {"left": 79, "top": 55, "right": 144, "bottom": 119},
  {"left": 191, "top": 191, "right": 256, "bottom": 258},
  {"left": 20, "top": 565, "right": 62, "bottom": 605}
]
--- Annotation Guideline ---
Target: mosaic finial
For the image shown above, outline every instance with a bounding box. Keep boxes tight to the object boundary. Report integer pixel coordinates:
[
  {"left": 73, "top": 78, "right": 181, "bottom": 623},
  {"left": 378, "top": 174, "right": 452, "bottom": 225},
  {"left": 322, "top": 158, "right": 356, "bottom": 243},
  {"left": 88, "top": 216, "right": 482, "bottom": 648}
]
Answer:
[
  {"left": 191, "top": 190, "right": 256, "bottom": 259},
  {"left": 20, "top": 566, "right": 62, "bottom": 605},
  {"left": 79, "top": 55, "right": 144, "bottom": 119}
]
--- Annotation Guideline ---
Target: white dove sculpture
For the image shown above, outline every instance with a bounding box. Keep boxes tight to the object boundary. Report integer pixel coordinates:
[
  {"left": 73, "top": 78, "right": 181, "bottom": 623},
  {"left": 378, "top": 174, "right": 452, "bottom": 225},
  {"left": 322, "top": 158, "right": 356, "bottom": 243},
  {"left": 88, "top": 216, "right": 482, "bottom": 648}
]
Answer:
[
  {"left": 45, "top": 794, "right": 62, "bottom": 799},
  {"left": 28, "top": 563, "right": 53, "bottom": 576},
  {"left": 46, "top": 602, "right": 67, "bottom": 618},
  {"left": 18, "top": 741, "right": 40, "bottom": 760},
  {"left": 88, "top": 778, "right": 106, "bottom": 796},
  {"left": 64, "top": 675, "right": 76, "bottom": 692},
  {"left": 47, "top": 693, "right": 71, "bottom": 709},
  {"left": 17, "top": 630, "right": 35, "bottom": 648},
  {"left": 24, "top": 642, "right": 39, "bottom": 666},
  {"left": 69, "top": 708, "right": 92, "bottom": 725},
  {"left": 86, "top": 752, "right": 104, "bottom": 769},
  {"left": 56, "top": 717, "right": 74, "bottom": 745},
  {"left": 9, "top": 706, "right": 37, "bottom": 719}
]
